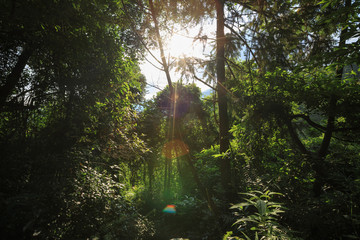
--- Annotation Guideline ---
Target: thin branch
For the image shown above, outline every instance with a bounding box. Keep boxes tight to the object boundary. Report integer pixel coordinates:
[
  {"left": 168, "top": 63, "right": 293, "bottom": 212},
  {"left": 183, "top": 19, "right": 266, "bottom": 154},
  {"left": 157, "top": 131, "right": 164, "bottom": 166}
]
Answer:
[
  {"left": 119, "top": 0, "right": 163, "bottom": 66},
  {"left": 190, "top": 57, "right": 237, "bottom": 100},
  {"left": 225, "top": 59, "right": 237, "bottom": 81},
  {"left": 13, "top": 87, "right": 37, "bottom": 99},
  {"left": 143, "top": 55, "right": 164, "bottom": 71},
  {"left": 225, "top": 57, "right": 245, "bottom": 71},
  {"left": 228, "top": 0, "right": 271, "bottom": 18},
  {"left": 333, "top": 126, "right": 360, "bottom": 132},
  {"left": 193, "top": 74, "right": 217, "bottom": 91},
  {"left": 331, "top": 134, "right": 360, "bottom": 143},
  {"left": 224, "top": 23, "right": 260, "bottom": 67},
  {"left": 146, "top": 82, "right": 164, "bottom": 92},
  {"left": 291, "top": 114, "right": 327, "bottom": 132},
  {"left": 290, "top": 113, "right": 360, "bottom": 133}
]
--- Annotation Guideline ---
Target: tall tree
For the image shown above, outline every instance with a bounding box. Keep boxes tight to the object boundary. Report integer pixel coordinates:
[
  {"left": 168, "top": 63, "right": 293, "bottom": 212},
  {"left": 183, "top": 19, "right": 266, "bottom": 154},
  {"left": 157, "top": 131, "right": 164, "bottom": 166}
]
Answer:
[
  {"left": 226, "top": 0, "right": 360, "bottom": 197},
  {"left": 215, "top": 0, "right": 232, "bottom": 194}
]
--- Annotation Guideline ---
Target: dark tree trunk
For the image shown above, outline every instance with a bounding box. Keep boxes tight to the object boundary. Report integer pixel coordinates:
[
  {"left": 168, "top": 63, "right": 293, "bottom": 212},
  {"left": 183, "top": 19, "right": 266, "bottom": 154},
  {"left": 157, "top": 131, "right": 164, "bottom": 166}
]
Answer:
[
  {"left": 215, "top": 0, "right": 231, "bottom": 194},
  {"left": 0, "top": 46, "right": 33, "bottom": 108},
  {"left": 312, "top": 0, "right": 350, "bottom": 196},
  {"left": 313, "top": 95, "right": 337, "bottom": 197}
]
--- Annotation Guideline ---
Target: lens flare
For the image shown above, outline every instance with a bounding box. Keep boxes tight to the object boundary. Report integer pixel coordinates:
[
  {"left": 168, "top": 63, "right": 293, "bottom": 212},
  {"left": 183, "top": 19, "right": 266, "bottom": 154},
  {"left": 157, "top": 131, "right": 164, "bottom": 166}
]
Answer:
[
  {"left": 163, "top": 204, "right": 176, "bottom": 214},
  {"left": 162, "top": 139, "right": 189, "bottom": 159}
]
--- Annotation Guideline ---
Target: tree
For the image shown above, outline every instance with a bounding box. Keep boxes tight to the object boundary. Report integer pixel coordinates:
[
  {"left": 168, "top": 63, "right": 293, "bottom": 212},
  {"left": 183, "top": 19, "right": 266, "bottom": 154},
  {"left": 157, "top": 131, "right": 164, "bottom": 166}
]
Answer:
[
  {"left": 224, "top": 0, "right": 360, "bottom": 237},
  {"left": 0, "top": 0, "right": 150, "bottom": 238},
  {"left": 215, "top": 0, "right": 232, "bottom": 196}
]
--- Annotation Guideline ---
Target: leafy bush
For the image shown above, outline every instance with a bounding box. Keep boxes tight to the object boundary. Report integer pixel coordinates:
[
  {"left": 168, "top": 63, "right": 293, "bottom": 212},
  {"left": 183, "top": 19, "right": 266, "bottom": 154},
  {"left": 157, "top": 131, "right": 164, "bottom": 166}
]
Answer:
[
  {"left": 228, "top": 190, "right": 301, "bottom": 240},
  {"left": 44, "top": 162, "right": 155, "bottom": 239}
]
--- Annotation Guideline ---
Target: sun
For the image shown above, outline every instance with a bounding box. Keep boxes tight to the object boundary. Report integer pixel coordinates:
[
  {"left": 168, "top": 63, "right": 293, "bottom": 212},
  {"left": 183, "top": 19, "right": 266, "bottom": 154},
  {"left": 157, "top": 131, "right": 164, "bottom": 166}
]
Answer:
[{"left": 166, "top": 33, "right": 201, "bottom": 59}]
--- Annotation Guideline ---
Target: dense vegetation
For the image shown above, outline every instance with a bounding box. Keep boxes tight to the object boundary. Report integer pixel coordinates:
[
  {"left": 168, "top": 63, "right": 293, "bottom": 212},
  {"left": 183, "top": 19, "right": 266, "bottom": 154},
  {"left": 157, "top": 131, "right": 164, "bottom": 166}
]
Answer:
[{"left": 1, "top": 0, "right": 359, "bottom": 239}]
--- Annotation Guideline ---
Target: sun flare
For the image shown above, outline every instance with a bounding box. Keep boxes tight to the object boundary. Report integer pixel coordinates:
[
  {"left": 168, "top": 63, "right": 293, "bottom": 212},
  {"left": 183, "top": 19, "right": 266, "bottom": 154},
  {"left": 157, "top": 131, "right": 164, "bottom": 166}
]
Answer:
[{"left": 166, "top": 33, "right": 200, "bottom": 59}]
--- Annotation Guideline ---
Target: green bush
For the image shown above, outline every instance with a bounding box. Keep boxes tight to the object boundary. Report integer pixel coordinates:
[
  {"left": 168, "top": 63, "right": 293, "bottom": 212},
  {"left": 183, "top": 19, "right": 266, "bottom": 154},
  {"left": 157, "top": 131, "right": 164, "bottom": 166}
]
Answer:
[{"left": 228, "top": 190, "right": 301, "bottom": 240}]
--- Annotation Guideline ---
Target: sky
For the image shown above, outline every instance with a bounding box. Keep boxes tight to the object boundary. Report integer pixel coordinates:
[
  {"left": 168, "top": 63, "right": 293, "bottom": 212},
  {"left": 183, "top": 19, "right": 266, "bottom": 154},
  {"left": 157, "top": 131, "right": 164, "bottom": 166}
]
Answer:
[{"left": 140, "top": 21, "right": 216, "bottom": 100}]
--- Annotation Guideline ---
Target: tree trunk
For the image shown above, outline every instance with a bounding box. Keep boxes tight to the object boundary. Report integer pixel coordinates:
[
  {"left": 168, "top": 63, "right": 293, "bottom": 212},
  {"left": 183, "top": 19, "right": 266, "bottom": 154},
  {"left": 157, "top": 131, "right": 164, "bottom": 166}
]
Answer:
[
  {"left": 312, "top": 0, "right": 350, "bottom": 197},
  {"left": 148, "top": 0, "right": 173, "bottom": 94},
  {"left": 215, "top": 0, "right": 231, "bottom": 194},
  {"left": 0, "top": 46, "right": 33, "bottom": 108}
]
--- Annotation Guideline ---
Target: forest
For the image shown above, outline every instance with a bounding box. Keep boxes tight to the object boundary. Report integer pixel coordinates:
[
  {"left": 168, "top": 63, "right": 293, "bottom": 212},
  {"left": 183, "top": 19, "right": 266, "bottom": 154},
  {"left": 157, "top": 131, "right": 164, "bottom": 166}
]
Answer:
[{"left": 1, "top": 0, "right": 360, "bottom": 239}]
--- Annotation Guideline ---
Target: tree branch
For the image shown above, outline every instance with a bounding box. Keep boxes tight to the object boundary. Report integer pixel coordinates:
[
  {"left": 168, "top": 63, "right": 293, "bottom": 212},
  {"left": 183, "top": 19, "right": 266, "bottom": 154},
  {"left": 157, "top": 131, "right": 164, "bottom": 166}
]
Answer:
[
  {"left": 0, "top": 46, "right": 33, "bottom": 108},
  {"left": 291, "top": 114, "right": 327, "bottom": 132},
  {"left": 224, "top": 23, "right": 260, "bottom": 67},
  {"left": 193, "top": 74, "right": 217, "bottom": 91},
  {"left": 284, "top": 117, "right": 308, "bottom": 155}
]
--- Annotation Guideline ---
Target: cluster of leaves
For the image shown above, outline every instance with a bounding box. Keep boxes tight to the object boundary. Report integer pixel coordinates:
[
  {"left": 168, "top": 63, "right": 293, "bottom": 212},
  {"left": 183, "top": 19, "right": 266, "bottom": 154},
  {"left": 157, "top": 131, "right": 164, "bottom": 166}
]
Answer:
[{"left": 229, "top": 190, "right": 297, "bottom": 240}]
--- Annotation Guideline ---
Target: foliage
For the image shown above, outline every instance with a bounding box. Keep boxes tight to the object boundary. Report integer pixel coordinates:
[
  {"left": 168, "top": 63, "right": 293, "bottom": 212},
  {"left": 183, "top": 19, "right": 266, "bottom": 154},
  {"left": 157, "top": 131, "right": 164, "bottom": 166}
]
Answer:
[
  {"left": 229, "top": 190, "right": 300, "bottom": 240},
  {"left": 0, "top": 0, "right": 150, "bottom": 239},
  {"left": 194, "top": 146, "right": 223, "bottom": 193},
  {"left": 1, "top": 0, "right": 360, "bottom": 239},
  {"left": 45, "top": 161, "right": 155, "bottom": 239}
]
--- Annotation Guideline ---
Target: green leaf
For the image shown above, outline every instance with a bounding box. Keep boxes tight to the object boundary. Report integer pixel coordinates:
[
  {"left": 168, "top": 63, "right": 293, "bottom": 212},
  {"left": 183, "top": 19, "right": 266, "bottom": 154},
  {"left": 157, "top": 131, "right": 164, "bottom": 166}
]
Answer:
[
  {"left": 231, "top": 202, "right": 251, "bottom": 209},
  {"left": 212, "top": 153, "right": 223, "bottom": 158},
  {"left": 256, "top": 200, "right": 267, "bottom": 216}
]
